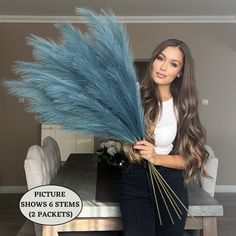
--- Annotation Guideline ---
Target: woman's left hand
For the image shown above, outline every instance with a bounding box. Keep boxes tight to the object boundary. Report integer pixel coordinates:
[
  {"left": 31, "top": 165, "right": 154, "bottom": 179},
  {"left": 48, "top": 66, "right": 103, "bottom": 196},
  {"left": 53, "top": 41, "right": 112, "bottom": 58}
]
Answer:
[{"left": 133, "top": 140, "right": 156, "bottom": 164}]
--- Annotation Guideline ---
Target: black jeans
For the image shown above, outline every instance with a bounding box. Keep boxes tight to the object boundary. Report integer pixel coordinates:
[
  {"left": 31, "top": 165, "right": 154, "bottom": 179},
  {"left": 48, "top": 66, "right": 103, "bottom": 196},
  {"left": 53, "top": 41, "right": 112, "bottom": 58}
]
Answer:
[{"left": 119, "top": 160, "right": 188, "bottom": 236}]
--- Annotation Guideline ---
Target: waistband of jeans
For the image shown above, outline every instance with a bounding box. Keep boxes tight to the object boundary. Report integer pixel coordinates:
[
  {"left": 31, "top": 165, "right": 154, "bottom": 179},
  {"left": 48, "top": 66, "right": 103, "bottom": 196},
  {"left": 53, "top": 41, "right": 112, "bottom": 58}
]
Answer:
[{"left": 123, "top": 157, "right": 182, "bottom": 173}]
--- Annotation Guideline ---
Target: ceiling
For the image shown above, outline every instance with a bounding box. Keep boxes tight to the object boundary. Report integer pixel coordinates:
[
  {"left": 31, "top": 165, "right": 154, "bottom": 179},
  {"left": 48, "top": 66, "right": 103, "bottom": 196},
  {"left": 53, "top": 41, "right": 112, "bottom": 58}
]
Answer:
[{"left": 0, "top": 0, "right": 236, "bottom": 17}]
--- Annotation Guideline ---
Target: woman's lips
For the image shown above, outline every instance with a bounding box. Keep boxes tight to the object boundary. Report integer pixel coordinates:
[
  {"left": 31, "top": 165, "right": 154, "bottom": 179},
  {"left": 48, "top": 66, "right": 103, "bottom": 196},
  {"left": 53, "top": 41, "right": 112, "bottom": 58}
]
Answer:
[{"left": 156, "top": 72, "right": 167, "bottom": 78}]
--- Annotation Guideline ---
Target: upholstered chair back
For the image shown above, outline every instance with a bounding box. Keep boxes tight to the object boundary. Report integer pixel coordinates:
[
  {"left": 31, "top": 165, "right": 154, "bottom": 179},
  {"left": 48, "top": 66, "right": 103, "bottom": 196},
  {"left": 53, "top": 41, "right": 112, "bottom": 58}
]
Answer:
[
  {"left": 42, "top": 136, "right": 61, "bottom": 181},
  {"left": 24, "top": 145, "right": 50, "bottom": 189}
]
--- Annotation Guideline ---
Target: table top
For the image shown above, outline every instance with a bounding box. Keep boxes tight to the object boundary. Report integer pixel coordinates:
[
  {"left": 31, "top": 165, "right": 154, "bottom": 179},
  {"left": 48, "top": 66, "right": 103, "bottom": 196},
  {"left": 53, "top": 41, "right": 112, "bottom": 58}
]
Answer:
[{"left": 51, "top": 154, "right": 223, "bottom": 218}]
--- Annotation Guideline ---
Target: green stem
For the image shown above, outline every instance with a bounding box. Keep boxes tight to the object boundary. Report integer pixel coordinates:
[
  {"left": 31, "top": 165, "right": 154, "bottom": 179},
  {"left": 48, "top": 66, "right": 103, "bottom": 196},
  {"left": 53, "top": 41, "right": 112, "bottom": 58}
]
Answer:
[
  {"left": 148, "top": 163, "right": 162, "bottom": 225},
  {"left": 148, "top": 162, "right": 195, "bottom": 222},
  {"left": 151, "top": 167, "right": 175, "bottom": 224},
  {"left": 150, "top": 164, "right": 182, "bottom": 221}
]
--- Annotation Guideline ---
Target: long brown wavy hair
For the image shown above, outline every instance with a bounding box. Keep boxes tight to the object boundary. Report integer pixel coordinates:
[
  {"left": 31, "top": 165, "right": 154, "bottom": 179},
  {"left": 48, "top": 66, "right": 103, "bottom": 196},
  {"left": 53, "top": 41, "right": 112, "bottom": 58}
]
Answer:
[{"left": 124, "top": 39, "right": 209, "bottom": 182}]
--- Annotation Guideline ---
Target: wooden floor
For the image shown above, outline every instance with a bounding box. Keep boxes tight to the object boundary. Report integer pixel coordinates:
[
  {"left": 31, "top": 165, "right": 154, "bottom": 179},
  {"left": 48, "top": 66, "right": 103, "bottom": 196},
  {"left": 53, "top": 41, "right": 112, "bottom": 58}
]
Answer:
[
  {"left": 0, "top": 194, "right": 25, "bottom": 236},
  {"left": 214, "top": 193, "right": 236, "bottom": 236},
  {"left": 0, "top": 193, "right": 235, "bottom": 236}
]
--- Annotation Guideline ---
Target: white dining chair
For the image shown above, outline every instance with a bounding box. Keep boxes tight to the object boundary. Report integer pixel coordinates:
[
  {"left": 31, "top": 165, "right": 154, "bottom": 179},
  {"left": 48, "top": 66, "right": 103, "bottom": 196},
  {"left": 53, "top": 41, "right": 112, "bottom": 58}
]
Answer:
[
  {"left": 42, "top": 136, "right": 61, "bottom": 181},
  {"left": 22, "top": 145, "right": 50, "bottom": 236},
  {"left": 24, "top": 145, "right": 50, "bottom": 189}
]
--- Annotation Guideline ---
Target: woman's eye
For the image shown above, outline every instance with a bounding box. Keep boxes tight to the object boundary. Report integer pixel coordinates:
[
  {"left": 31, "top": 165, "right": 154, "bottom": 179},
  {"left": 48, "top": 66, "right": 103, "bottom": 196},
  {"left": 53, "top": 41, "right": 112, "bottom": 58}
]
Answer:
[
  {"left": 171, "top": 63, "right": 178, "bottom": 68},
  {"left": 157, "top": 56, "right": 163, "bottom": 61}
]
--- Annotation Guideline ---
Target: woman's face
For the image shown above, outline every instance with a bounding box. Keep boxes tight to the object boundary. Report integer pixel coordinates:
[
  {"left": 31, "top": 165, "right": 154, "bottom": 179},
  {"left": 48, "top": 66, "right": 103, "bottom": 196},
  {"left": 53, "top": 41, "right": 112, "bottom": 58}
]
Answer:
[{"left": 151, "top": 46, "right": 184, "bottom": 87}]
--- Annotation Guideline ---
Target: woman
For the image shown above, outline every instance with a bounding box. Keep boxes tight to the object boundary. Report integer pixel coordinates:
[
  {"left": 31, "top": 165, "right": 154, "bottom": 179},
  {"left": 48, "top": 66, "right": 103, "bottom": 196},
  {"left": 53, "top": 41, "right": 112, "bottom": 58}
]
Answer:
[{"left": 120, "top": 39, "right": 208, "bottom": 236}]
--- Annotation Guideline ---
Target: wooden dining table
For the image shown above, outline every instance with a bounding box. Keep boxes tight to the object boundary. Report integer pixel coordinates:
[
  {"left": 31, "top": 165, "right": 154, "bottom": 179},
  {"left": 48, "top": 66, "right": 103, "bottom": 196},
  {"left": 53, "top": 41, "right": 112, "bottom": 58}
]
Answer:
[{"left": 42, "top": 153, "right": 223, "bottom": 236}]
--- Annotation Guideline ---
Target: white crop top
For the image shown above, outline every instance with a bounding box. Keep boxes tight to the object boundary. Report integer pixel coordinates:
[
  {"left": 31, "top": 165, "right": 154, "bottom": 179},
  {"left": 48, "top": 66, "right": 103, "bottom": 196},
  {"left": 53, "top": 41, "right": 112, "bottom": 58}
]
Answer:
[{"left": 154, "top": 98, "right": 177, "bottom": 155}]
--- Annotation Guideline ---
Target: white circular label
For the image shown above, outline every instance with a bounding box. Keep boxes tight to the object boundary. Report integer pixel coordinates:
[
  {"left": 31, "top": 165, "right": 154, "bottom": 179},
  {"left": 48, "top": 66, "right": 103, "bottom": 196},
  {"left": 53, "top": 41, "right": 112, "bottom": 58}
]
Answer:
[{"left": 19, "top": 185, "right": 83, "bottom": 225}]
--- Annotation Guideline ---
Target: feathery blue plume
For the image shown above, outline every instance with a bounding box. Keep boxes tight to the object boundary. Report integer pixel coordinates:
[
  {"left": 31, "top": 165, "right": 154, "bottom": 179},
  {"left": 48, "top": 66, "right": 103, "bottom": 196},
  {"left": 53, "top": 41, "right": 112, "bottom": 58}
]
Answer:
[
  {"left": 3, "top": 8, "right": 145, "bottom": 144},
  {"left": 3, "top": 8, "right": 192, "bottom": 224}
]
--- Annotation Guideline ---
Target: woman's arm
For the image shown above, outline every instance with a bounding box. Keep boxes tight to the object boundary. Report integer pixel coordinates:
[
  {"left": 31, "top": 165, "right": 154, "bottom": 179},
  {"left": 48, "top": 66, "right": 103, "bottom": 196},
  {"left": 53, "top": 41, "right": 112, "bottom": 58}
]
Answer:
[
  {"left": 154, "top": 153, "right": 186, "bottom": 169},
  {"left": 133, "top": 140, "right": 186, "bottom": 169}
]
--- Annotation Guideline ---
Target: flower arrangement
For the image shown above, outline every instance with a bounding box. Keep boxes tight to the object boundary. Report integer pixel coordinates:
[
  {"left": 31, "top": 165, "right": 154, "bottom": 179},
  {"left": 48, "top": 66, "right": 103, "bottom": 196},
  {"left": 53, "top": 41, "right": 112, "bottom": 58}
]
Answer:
[{"left": 96, "top": 140, "right": 125, "bottom": 167}]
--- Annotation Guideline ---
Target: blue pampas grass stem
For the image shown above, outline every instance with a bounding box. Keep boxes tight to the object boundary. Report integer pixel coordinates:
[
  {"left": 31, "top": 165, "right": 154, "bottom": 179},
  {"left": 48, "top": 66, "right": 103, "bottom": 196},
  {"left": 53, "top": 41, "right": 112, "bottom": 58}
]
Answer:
[{"left": 3, "top": 7, "right": 145, "bottom": 144}]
